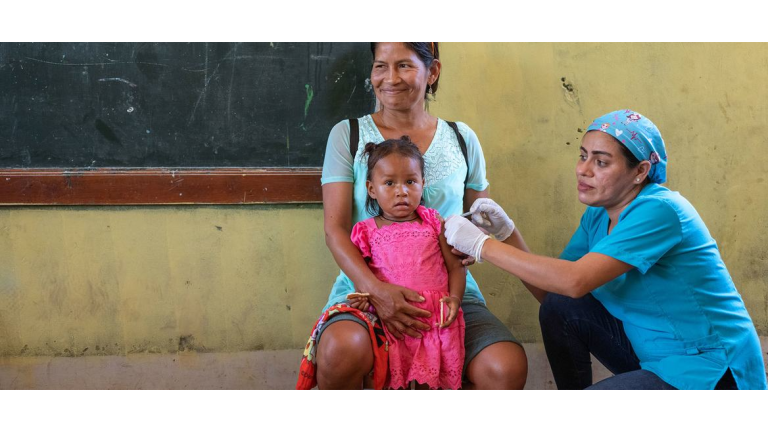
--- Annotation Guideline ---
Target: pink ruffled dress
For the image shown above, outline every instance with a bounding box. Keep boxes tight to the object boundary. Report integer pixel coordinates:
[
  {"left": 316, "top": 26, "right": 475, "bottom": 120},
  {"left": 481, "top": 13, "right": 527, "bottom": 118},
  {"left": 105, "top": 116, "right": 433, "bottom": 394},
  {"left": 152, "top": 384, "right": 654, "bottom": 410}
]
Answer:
[{"left": 351, "top": 205, "right": 465, "bottom": 390}]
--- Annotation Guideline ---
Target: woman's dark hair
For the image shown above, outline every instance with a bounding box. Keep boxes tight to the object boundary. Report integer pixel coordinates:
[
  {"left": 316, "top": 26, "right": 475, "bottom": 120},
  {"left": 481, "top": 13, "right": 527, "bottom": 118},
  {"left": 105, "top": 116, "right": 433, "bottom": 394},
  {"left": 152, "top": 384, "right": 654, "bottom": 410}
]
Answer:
[
  {"left": 363, "top": 136, "right": 425, "bottom": 216},
  {"left": 589, "top": 130, "right": 642, "bottom": 169},
  {"left": 600, "top": 132, "right": 650, "bottom": 185},
  {"left": 370, "top": 43, "right": 440, "bottom": 97},
  {"left": 616, "top": 139, "right": 642, "bottom": 168},
  {"left": 585, "top": 130, "right": 648, "bottom": 185}
]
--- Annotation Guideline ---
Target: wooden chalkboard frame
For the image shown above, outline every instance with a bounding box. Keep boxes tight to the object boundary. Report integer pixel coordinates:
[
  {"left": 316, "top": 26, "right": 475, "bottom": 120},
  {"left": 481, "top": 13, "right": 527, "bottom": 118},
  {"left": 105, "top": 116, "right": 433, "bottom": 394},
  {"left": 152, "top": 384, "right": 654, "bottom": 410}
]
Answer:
[{"left": 0, "top": 168, "right": 322, "bottom": 204}]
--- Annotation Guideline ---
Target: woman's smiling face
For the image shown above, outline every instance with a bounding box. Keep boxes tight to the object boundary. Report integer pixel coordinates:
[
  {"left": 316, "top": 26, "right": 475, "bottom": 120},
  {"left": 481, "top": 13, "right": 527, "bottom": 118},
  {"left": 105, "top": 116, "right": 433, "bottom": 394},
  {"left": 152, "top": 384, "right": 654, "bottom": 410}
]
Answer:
[{"left": 371, "top": 43, "right": 436, "bottom": 112}]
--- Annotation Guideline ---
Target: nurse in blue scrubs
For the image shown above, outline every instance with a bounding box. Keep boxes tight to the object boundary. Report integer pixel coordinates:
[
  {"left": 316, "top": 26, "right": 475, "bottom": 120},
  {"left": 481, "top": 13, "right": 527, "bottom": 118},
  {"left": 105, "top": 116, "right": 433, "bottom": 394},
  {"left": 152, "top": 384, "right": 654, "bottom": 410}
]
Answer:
[{"left": 444, "top": 109, "right": 767, "bottom": 390}]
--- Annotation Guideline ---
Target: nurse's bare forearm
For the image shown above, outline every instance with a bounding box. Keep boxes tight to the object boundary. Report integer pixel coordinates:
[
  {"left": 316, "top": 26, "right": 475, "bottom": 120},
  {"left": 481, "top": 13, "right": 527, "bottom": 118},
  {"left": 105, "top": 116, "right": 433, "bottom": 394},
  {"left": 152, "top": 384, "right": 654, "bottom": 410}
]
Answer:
[
  {"left": 500, "top": 229, "right": 548, "bottom": 303},
  {"left": 482, "top": 239, "right": 632, "bottom": 298}
]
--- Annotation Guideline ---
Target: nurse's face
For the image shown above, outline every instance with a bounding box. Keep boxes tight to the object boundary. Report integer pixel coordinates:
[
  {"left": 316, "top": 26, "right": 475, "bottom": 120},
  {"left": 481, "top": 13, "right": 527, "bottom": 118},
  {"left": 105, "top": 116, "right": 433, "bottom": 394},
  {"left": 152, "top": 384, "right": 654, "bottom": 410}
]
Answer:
[{"left": 576, "top": 131, "right": 644, "bottom": 210}]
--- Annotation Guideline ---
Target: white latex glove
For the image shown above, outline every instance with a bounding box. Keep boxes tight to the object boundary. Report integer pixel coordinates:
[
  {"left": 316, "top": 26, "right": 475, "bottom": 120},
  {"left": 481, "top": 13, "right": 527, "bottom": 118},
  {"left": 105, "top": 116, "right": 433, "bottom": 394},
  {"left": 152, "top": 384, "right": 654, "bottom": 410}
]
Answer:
[
  {"left": 469, "top": 198, "right": 515, "bottom": 241},
  {"left": 445, "top": 215, "right": 491, "bottom": 263}
]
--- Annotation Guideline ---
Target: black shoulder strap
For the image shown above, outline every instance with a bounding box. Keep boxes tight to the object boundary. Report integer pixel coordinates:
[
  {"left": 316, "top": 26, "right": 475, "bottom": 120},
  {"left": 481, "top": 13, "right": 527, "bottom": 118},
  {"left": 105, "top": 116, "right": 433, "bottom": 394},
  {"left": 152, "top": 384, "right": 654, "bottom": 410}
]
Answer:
[
  {"left": 447, "top": 121, "right": 469, "bottom": 188},
  {"left": 348, "top": 118, "right": 359, "bottom": 159}
]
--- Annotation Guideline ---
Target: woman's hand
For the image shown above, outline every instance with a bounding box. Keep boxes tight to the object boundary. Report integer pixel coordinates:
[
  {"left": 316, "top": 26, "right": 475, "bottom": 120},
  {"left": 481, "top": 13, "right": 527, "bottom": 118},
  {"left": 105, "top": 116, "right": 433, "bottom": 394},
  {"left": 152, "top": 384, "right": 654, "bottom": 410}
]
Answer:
[
  {"left": 469, "top": 198, "right": 515, "bottom": 241},
  {"left": 439, "top": 295, "right": 461, "bottom": 328},
  {"left": 445, "top": 215, "right": 491, "bottom": 262},
  {"left": 450, "top": 248, "right": 476, "bottom": 267},
  {"left": 367, "top": 282, "right": 432, "bottom": 340}
]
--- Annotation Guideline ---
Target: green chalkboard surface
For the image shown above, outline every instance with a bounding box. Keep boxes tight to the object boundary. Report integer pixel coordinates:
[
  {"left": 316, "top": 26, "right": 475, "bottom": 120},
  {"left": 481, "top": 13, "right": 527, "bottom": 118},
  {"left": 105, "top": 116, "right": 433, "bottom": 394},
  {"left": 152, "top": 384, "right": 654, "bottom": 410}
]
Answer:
[{"left": 0, "top": 42, "right": 375, "bottom": 168}]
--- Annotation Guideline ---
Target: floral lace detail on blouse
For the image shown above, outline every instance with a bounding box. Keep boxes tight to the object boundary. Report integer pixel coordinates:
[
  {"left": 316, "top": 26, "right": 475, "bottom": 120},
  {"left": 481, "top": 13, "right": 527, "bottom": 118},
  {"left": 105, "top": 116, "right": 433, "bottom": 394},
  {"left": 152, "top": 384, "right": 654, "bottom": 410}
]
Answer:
[{"left": 357, "top": 115, "right": 466, "bottom": 187}]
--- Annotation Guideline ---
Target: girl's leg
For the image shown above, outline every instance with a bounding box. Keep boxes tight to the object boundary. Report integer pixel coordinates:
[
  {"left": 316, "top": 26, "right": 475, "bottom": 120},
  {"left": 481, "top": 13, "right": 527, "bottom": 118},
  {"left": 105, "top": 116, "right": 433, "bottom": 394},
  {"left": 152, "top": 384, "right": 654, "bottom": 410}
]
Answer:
[{"left": 539, "top": 293, "right": 640, "bottom": 390}]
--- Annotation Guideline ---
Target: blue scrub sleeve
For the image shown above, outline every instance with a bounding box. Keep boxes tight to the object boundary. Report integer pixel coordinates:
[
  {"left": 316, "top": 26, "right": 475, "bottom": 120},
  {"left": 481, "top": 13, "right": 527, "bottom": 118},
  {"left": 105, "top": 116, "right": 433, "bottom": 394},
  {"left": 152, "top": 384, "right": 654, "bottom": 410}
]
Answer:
[
  {"left": 559, "top": 210, "right": 593, "bottom": 261},
  {"left": 457, "top": 122, "right": 490, "bottom": 192},
  {"left": 321, "top": 120, "right": 354, "bottom": 185},
  {"left": 591, "top": 199, "right": 683, "bottom": 274}
]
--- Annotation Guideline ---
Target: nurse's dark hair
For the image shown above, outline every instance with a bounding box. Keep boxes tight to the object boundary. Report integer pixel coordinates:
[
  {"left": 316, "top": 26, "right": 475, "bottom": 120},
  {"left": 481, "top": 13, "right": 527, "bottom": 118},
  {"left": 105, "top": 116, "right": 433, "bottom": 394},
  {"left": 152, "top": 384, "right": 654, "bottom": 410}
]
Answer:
[
  {"left": 587, "top": 130, "right": 642, "bottom": 168},
  {"left": 600, "top": 132, "right": 651, "bottom": 185},
  {"left": 363, "top": 136, "right": 425, "bottom": 216},
  {"left": 617, "top": 141, "right": 642, "bottom": 168},
  {"left": 370, "top": 43, "right": 440, "bottom": 97}
]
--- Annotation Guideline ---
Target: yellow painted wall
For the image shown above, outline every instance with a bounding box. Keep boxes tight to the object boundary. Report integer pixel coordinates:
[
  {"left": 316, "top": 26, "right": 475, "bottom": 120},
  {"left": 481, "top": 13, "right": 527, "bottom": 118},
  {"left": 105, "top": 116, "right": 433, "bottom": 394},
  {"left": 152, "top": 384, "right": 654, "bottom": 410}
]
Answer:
[
  {"left": 1, "top": 43, "right": 766, "bottom": 359},
  {"left": 431, "top": 43, "right": 768, "bottom": 339}
]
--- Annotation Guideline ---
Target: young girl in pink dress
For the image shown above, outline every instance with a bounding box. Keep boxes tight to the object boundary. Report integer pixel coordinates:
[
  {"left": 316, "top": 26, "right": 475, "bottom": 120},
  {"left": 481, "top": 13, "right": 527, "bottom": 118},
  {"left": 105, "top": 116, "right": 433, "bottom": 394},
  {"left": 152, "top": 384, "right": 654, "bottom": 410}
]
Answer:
[{"left": 347, "top": 136, "right": 466, "bottom": 390}]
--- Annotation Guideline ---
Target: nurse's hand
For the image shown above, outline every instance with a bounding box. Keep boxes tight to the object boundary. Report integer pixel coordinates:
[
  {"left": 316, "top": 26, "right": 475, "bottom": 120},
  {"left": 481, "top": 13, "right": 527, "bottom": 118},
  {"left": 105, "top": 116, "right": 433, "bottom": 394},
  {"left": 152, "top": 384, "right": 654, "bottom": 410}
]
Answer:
[
  {"left": 445, "top": 215, "right": 491, "bottom": 262},
  {"left": 469, "top": 198, "right": 515, "bottom": 241}
]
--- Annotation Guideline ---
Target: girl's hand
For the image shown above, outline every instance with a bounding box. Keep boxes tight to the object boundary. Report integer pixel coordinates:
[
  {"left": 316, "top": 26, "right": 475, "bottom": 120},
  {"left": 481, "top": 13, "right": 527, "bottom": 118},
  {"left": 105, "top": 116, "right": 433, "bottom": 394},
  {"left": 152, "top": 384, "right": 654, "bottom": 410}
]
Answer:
[
  {"left": 439, "top": 295, "right": 461, "bottom": 328},
  {"left": 346, "top": 292, "right": 371, "bottom": 311},
  {"left": 347, "top": 298, "right": 370, "bottom": 311}
]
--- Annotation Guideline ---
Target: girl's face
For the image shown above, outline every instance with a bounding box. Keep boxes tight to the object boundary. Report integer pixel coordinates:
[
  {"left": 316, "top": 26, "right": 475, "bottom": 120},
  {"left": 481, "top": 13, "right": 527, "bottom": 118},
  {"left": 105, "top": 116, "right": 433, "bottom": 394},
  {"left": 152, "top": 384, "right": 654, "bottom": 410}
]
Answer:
[
  {"left": 371, "top": 43, "right": 440, "bottom": 112},
  {"left": 576, "top": 131, "right": 645, "bottom": 211},
  {"left": 367, "top": 153, "right": 425, "bottom": 221}
]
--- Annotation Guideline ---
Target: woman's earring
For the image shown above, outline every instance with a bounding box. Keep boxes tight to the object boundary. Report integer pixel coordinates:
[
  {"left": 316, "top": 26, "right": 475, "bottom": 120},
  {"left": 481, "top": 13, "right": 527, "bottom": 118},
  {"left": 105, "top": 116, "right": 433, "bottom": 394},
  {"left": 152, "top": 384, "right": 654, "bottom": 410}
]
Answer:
[
  {"left": 426, "top": 84, "right": 433, "bottom": 95},
  {"left": 636, "top": 178, "right": 641, "bottom": 182}
]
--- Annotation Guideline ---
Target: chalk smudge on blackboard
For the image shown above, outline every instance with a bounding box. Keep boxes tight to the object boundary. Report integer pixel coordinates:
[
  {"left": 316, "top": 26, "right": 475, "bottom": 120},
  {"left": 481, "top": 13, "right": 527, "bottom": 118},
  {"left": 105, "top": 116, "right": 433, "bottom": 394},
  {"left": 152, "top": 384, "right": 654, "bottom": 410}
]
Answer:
[
  {"left": 24, "top": 56, "right": 169, "bottom": 68},
  {"left": 304, "top": 84, "right": 314, "bottom": 118},
  {"left": 227, "top": 43, "right": 239, "bottom": 128},
  {"left": 189, "top": 63, "right": 221, "bottom": 126},
  {"left": 97, "top": 78, "right": 138, "bottom": 88},
  {"left": 94, "top": 119, "right": 121, "bottom": 145}
]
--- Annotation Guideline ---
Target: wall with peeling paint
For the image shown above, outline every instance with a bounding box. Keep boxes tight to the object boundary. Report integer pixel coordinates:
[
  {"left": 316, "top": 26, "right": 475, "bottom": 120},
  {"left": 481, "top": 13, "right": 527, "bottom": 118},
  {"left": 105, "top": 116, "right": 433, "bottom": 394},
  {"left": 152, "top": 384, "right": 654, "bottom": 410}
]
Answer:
[{"left": 0, "top": 43, "right": 766, "bottom": 365}]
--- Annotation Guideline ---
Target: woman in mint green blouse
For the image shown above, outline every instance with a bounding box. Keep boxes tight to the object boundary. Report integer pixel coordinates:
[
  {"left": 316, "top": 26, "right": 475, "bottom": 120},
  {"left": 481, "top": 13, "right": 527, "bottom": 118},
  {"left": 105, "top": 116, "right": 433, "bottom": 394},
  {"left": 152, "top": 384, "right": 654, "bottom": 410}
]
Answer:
[
  {"left": 446, "top": 109, "right": 767, "bottom": 390},
  {"left": 311, "top": 43, "right": 529, "bottom": 389}
]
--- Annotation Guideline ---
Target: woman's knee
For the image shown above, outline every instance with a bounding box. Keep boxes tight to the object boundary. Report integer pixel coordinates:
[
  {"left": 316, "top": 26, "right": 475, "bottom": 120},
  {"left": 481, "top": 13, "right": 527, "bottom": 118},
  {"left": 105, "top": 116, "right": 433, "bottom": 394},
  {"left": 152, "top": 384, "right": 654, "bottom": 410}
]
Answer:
[
  {"left": 315, "top": 321, "right": 373, "bottom": 383},
  {"left": 466, "top": 341, "right": 528, "bottom": 389}
]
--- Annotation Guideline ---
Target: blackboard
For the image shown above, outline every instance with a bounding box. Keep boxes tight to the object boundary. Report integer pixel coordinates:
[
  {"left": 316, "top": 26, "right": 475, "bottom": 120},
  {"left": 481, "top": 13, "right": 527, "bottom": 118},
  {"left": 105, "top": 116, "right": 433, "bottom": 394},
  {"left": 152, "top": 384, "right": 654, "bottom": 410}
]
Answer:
[{"left": 0, "top": 42, "right": 375, "bottom": 169}]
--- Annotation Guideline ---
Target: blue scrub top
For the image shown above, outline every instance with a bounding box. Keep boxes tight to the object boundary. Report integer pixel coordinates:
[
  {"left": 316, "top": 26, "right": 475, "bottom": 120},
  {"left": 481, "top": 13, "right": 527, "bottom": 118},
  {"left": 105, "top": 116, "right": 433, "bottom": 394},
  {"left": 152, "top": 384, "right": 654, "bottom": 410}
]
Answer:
[{"left": 561, "top": 183, "right": 767, "bottom": 390}]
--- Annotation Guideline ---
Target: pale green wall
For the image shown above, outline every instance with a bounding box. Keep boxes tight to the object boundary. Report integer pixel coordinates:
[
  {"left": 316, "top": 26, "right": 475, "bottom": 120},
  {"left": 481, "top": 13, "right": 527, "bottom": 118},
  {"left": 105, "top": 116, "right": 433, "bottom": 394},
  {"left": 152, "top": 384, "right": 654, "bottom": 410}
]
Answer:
[{"left": 1, "top": 43, "right": 766, "bottom": 358}]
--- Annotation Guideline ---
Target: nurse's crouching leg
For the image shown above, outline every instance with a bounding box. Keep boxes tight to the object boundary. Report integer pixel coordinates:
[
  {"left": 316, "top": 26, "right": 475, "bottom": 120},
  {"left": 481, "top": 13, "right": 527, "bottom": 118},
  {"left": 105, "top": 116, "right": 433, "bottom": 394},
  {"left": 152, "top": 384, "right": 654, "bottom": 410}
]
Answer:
[{"left": 539, "top": 293, "right": 640, "bottom": 390}]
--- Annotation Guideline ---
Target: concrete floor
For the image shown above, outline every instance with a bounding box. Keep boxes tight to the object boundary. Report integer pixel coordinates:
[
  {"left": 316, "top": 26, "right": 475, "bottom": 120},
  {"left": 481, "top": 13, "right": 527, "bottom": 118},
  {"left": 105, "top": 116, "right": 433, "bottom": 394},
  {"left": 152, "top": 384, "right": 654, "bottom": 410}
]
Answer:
[{"left": 4, "top": 338, "right": 766, "bottom": 389}]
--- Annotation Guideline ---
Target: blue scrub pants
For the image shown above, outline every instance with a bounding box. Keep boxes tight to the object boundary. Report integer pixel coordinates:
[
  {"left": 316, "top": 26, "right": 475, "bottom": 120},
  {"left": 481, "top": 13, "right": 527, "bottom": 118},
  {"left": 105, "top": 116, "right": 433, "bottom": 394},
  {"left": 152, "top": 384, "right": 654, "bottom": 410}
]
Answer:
[{"left": 538, "top": 293, "right": 737, "bottom": 390}]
